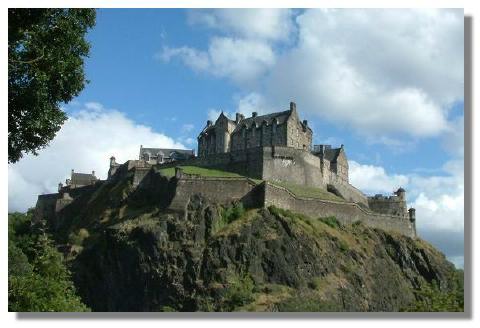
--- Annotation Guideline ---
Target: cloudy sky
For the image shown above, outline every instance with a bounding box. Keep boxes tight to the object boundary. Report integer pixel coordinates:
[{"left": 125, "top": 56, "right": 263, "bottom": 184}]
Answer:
[{"left": 8, "top": 9, "right": 464, "bottom": 268}]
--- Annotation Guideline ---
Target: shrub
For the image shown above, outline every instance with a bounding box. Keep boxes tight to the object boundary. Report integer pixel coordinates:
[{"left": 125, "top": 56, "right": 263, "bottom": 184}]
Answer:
[
  {"left": 401, "top": 271, "right": 464, "bottom": 312},
  {"left": 68, "top": 228, "right": 90, "bottom": 246},
  {"left": 221, "top": 274, "right": 255, "bottom": 311},
  {"left": 319, "top": 216, "right": 340, "bottom": 229},
  {"left": 338, "top": 239, "right": 349, "bottom": 253},
  {"left": 8, "top": 212, "right": 90, "bottom": 312},
  {"left": 222, "top": 203, "right": 245, "bottom": 224}
]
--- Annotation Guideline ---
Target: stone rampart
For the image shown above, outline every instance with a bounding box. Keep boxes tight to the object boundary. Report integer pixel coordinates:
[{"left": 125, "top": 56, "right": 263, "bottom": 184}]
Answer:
[
  {"left": 262, "top": 146, "right": 325, "bottom": 188},
  {"left": 168, "top": 174, "right": 262, "bottom": 212},
  {"left": 262, "top": 182, "right": 416, "bottom": 238}
]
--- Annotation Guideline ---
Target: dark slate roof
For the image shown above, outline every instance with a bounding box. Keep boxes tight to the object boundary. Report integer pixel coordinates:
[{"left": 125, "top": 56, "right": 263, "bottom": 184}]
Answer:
[
  {"left": 232, "top": 110, "right": 291, "bottom": 133},
  {"left": 140, "top": 148, "right": 195, "bottom": 158},
  {"left": 71, "top": 172, "right": 96, "bottom": 185},
  {"left": 324, "top": 148, "right": 342, "bottom": 162}
]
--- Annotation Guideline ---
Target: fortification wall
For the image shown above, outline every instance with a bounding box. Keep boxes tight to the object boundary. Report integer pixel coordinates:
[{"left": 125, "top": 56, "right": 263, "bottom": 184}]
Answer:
[
  {"left": 368, "top": 196, "right": 408, "bottom": 217},
  {"left": 328, "top": 176, "right": 369, "bottom": 207},
  {"left": 262, "top": 146, "right": 325, "bottom": 188},
  {"left": 34, "top": 193, "right": 58, "bottom": 222},
  {"left": 263, "top": 182, "right": 416, "bottom": 238},
  {"left": 168, "top": 175, "right": 262, "bottom": 212},
  {"left": 155, "top": 147, "right": 265, "bottom": 179}
]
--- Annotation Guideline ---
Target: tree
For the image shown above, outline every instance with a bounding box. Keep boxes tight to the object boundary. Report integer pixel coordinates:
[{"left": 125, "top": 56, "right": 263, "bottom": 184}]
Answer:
[
  {"left": 8, "top": 9, "right": 96, "bottom": 163},
  {"left": 8, "top": 211, "right": 90, "bottom": 312}
]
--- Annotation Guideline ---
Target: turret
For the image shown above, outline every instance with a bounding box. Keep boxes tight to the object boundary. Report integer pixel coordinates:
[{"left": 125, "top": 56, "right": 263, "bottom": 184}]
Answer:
[
  {"left": 110, "top": 156, "right": 116, "bottom": 167},
  {"left": 395, "top": 187, "right": 406, "bottom": 200},
  {"left": 408, "top": 208, "right": 416, "bottom": 222}
]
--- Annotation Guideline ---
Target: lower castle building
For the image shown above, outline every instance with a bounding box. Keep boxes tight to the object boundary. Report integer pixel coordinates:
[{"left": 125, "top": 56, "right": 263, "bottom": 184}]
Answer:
[{"left": 35, "top": 102, "right": 417, "bottom": 238}]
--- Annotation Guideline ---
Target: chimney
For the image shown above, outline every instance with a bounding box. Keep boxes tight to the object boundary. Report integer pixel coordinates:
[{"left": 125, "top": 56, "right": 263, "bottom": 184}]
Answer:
[
  {"left": 207, "top": 120, "right": 212, "bottom": 126},
  {"left": 303, "top": 120, "right": 308, "bottom": 126},
  {"left": 58, "top": 183, "right": 63, "bottom": 192},
  {"left": 92, "top": 170, "right": 95, "bottom": 176},
  {"left": 252, "top": 112, "right": 258, "bottom": 117},
  {"left": 71, "top": 169, "right": 74, "bottom": 175},
  {"left": 236, "top": 113, "right": 243, "bottom": 123},
  {"left": 290, "top": 101, "right": 296, "bottom": 111}
]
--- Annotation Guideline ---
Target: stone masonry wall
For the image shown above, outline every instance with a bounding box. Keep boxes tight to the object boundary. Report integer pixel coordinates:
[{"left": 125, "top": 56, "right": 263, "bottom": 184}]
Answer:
[
  {"left": 169, "top": 175, "right": 262, "bottom": 212},
  {"left": 262, "top": 146, "right": 324, "bottom": 188},
  {"left": 262, "top": 182, "right": 416, "bottom": 238}
]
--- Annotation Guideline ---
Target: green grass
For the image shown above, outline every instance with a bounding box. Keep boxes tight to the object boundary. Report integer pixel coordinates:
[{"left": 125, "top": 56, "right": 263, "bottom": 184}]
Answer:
[
  {"left": 158, "top": 166, "right": 245, "bottom": 178},
  {"left": 269, "top": 181, "right": 345, "bottom": 202}
]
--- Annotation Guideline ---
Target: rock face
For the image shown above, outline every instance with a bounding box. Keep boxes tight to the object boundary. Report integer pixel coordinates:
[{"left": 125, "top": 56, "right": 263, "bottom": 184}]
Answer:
[{"left": 69, "top": 194, "right": 457, "bottom": 312}]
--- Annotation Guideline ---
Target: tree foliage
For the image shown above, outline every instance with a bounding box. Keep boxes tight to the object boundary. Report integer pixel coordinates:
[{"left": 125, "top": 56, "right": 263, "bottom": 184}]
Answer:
[
  {"left": 8, "top": 9, "right": 96, "bottom": 163},
  {"left": 8, "top": 211, "right": 90, "bottom": 312}
]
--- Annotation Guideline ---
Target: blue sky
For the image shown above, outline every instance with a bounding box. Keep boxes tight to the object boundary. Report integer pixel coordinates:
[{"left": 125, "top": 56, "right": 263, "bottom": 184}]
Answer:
[
  {"left": 74, "top": 9, "right": 462, "bottom": 175},
  {"left": 9, "top": 9, "right": 464, "bottom": 267}
]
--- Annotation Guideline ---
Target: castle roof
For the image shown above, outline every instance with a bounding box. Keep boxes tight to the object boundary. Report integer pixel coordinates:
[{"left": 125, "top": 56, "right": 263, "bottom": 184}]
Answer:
[
  {"left": 71, "top": 172, "right": 97, "bottom": 185},
  {"left": 140, "top": 147, "right": 195, "bottom": 159},
  {"left": 232, "top": 110, "right": 291, "bottom": 133}
]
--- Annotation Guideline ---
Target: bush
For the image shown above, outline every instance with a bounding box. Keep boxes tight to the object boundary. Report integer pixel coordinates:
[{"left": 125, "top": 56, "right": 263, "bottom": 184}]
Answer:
[
  {"left": 222, "top": 203, "right": 245, "bottom": 223},
  {"left": 401, "top": 271, "right": 464, "bottom": 312},
  {"left": 68, "top": 228, "right": 90, "bottom": 246},
  {"left": 319, "top": 216, "right": 340, "bottom": 229},
  {"left": 221, "top": 274, "right": 255, "bottom": 311}
]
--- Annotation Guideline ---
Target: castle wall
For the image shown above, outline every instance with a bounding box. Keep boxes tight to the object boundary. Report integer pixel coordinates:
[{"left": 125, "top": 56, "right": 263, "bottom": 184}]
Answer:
[
  {"left": 261, "top": 146, "right": 325, "bottom": 188},
  {"left": 169, "top": 175, "right": 262, "bottom": 212},
  {"left": 327, "top": 180, "right": 369, "bottom": 207},
  {"left": 262, "top": 182, "right": 416, "bottom": 238},
  {"left": 286, "top": 113, "right": 312, "bottom": 150},
  {"left": 368, "top": 196, "right": 408, "bottom": 217},
  {"left": 34, "top": 193, "right": 58, "bottom": 223}
]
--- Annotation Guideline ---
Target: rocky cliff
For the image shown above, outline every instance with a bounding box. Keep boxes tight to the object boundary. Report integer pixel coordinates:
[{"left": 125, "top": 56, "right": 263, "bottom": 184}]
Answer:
[{"left": 45, "top": 170, "right": 461, "bottom": 312}]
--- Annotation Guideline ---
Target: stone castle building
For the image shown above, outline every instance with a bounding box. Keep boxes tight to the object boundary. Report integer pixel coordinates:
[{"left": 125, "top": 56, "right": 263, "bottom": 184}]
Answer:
[
  {"left": 198, "top": 102, "right": 312, "bottom": 156},
  {"left": 36, "top": 101, "right": 417, "bottom": 238}
]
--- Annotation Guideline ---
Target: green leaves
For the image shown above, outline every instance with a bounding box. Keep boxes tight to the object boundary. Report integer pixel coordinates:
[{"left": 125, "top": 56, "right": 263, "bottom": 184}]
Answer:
[
  {"left": 8, "top": 211, "right": 90, "bottom": 312},
  {"left": 8, "top": 9, "right": 96, "bottom": 163}
]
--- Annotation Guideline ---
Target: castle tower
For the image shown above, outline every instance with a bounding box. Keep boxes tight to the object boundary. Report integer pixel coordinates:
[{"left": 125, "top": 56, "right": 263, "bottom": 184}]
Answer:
[{"left": 395, "top": 187, "right": 406, "bottom": 200}]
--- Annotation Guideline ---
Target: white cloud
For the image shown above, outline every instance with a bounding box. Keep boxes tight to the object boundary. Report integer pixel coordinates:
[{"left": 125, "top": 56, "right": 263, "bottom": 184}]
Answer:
[
  {"left": 264, "top": 9, "right": 463, "bottom": 138},
  {"left": 159, "top": 37, "right": 276, "bottom": 85},
  {"left": 181, "top": 123, "right": 195, "bottom": 133},
  {"left": 8, "top": 103, "right": 184, "bottom": 213},
  {"left": 159, "top": 46, "right": 210, "bottom": 71},
  {"left": 236, "top": 92, "right": 269, "bottom": 116},
  {"left": 349, "top": 161, "right": 410, "bottom": 195},
  {"left": 169, "top": 9, "right": 463, "bottom": 139},
  {"left": 187, "top": 9, "right": 294, "bottom": 42}
]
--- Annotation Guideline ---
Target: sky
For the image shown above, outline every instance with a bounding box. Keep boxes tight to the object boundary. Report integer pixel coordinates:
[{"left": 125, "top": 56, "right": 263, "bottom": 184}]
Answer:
[{"left": 8, "top": 9, "right": 465, "bottom": 268}]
